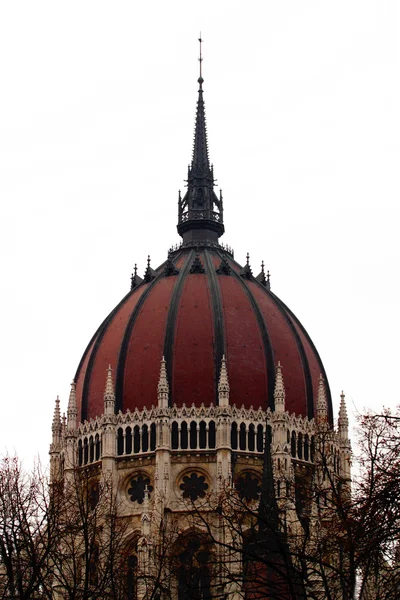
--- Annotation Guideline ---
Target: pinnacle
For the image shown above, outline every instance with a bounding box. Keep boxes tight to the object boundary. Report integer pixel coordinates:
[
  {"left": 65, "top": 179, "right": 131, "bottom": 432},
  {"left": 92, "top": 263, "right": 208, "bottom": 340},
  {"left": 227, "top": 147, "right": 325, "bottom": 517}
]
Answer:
[
  {"left": 104, "top": 365, "right": 115, "bottom": 404},
  {"left": 316, "top": 374, "right": 328, "bottom": 424},
  {"left": 274, "top": 361, "right": 285, "bottom": 410},
  {"left": 67, "top": 381, "right": 77, "bottom": 415},
  {"left": 158, "top": 356, "right": 169, "bottom": 394},
  {"left": 218, "top": 354, "right": 230, "bottom": 393},
  {"left": 339, "top": 391, "right": 349, "bottom": 429},
  {"left": 52, "top": 396, "right": 62, "bottom": 433}
]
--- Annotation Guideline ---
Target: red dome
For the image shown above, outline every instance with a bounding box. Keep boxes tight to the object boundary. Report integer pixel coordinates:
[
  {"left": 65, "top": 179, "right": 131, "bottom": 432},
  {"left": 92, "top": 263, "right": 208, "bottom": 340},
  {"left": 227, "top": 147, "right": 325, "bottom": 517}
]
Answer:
[{"left": 75, "top": 247, "right": 332, "bottom": 424}]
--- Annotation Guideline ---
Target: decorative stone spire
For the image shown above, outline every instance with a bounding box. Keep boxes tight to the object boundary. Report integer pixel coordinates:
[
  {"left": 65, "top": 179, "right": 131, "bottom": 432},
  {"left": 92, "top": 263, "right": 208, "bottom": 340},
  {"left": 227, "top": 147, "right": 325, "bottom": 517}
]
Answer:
[
  {"left": 104, "top": 365, "right": 115, "bottom": 416},
  {"left": 177, "top": 37, "right": 224, "bottom": 244},
  {"left": 52, "top": 396, "right": 62, "bottom": 436},
  {"left": 67, "top": 381, "right": 77, "bottom": 432},
  {"left": 144, "top": 256, "right": 156, "bottom": 283},
  {"left": 274, "top": 361, "right": 286, "bottom": 414},
  {"left": 239, "top": 253, "right": 253, "bottom": 280},
  {"left": 131, "top": 264, "right": 143, "bottom": 290},
  {"left": 316, "top": 374, "right": 328, "bottom": 427},
  {"left": 157, "top": 356, "right": 169, "bottom": 408},
  {"left": 338, "top": 390, "right": 349, "bottom": 440},
  {"left": 218, "top": 355, "right": 230, "bottom": 406},
  {"left": 256, "top": 261, "right": 267, "bottom": 286}
]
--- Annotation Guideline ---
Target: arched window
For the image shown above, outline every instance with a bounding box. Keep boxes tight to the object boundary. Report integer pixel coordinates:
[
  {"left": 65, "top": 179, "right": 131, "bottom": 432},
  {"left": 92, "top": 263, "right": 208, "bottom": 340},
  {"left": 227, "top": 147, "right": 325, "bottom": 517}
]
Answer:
[
  {"left": 181, "top": 422, "right": 188, "bottom": 450},
  {"left": 297, "top": 432, "right": 303, "bottom": 460},
  {"left": 142, "top": 424, "right": 149, "bottom": 453},
  {"left": 199, "top": 421, "right": 206, "bottom": 449},
  {"left": 239, "top": 423, "right": 246, "bottom": 451},
  {"left": 150, "top": 423, "right": 156, "bottom": 451},
  {"left": 231, "top": 422, "right": 238, "bottom": 450},
  {"left": 208, "top": 421, "right": 216, "bottom": 449},
  {"left": 126, "top": 554, "right": 138, "bottom": 600},
  {"left": 133, "top": 425, "right": 140, "bottom": 453},
  {"left": 248, "top": 424, "right": 255, "bottom": 451},
  {"left": 190, "top": 421, "right": 197, "bottom": 450},
  {"left": 172, "top": 421, "right": 179, "bottom": 449},
  {"left": 83, "top": 437, "right": 88, "bottom": 464},
  {"left": 256, "top": 425, "right": 264, "bottom": 453},
  {"left": 310, "top": 436, "right": 315, "bottom": 462},
  {"left": 173, "top": 534, "right": 213, "bottom": 600},
  {"left": 291, "top": 431, "right": 296, "bottom": 458},
  {"left": 125, "top": 427, "right": 132, "bottom": 455},
  {"left": 117, "top": 428, "right": 124, "bottom": 456},
  {"left": 304, "top": 434, "right": 309, "bottom": 461},
  {"left": 78, "top": 439, "right": 83, "bottom": 466},
  {"left": 95, "top": 434, "right": 101, "bottom": 461},
  {"left": 89, "top": 436, "right": 94, "bottom": 463}
]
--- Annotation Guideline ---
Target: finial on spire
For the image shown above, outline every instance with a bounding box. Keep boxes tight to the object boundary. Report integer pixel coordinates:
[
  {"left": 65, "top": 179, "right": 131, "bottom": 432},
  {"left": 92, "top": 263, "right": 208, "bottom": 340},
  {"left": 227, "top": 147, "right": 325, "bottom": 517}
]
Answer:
[
  {"left": 144, "top": 256, "right": 156, "bottom": 283},
  {"left": 198, "top": 33, "right": 203, "bottom": 86},
  {"left": 246, "top": 253, "right": 250, "bottom": 266},
  {"left": 177, "top": 38, "right": 224, "bottom": 244},
  {"left": 131, "top": 263, "right": 143, "bottom": 290}
]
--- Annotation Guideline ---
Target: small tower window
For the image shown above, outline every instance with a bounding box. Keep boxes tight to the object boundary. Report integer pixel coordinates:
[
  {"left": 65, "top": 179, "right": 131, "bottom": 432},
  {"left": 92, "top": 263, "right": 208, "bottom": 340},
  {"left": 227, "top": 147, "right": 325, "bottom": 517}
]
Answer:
[
  {"left": 231, "top": 422, "right": 238, "bottom": 450},
  {"left": 248, "top": 424, "right": 255, "bottom": 451},
  {"left": 181, "top": 422, "right": 188, "bottom": 449},
  {"left": 199, "top": 421, "right": 207, "bottom": 449},
  {"left": 125, "top": 426, "right": 132, "bottom": 455},
  {"left": 150, "top": 423, "right": 156, "bottom": 451},
  {"left": 256, "top": 425, "right": 264, "bottom": 453},
  {"left": 208, "top": 421, "right": 216, "bottom": 449},
  {"left": 190, "top": 421, "right": 197, "bottom": 450},
  {"left": 117, "top": 428, "right": 124, "bottom": 456},
  {"left": 142, "top": 424, "right": 149, "bottom": 453},
  {"left": 172, "top": 421, "right": 179, "bottom": 449}
]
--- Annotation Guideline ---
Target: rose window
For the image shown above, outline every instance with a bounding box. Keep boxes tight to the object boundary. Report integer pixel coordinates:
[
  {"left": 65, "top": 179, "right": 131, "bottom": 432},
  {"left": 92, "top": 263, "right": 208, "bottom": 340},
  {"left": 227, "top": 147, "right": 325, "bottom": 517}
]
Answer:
[
  {"left": 128, "top": 475, "right": 153, "bottom": 504},
  {"left": 236, "top": 473, "right": 261, "bottom": 502},
  {"left": 180, "top": 473, "right": 209, "bottom": 501}
]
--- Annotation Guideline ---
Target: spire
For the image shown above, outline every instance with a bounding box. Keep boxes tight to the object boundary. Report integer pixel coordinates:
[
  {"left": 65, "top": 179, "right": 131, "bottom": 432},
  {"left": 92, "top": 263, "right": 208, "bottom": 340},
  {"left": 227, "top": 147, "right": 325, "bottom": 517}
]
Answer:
[
  {"left": 131, "top": 264, "right": 143, "bottom": 290},
  {"left": 143, "top": 256, "right": 156, "bottom": 283},
  {"left": 218, "top": 355, "right": 230, "bottom": 406},
  {"left": 157, "top": 356, "right": 169, "bottom": 408},
  {"left": 52, "top": 396, "right": 62, "bottom": 435},
  {"left": 338, "top": 390, "right": 349, "bottom": 440},
  {"left": 240, "top": 252, "right": 253, "bottom": 280},
  {"left": 104, "top": 365, "right": 115, "bottom": 416},
  {"left": 316, "top": 374, "right": 328, "bottom": 427},
  {"left": 274, "top": 361, "right": 286, "bottom": 414},
  {"left": 177, "top": 37, "right": 224, "bottom": 244},
  {"left": 67, "top": 381, "right": 77, "bottom": 432}
]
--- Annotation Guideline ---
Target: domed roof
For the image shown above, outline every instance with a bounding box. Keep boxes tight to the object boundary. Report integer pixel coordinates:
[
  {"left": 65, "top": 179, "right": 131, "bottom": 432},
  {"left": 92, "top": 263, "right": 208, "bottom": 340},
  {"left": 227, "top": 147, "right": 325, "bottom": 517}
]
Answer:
[
  {"left": 74, "top": 64, "right": 332, "bottom": 425},
  {"left": 75, "top": 248, "right": 332, "bottom": 423}
]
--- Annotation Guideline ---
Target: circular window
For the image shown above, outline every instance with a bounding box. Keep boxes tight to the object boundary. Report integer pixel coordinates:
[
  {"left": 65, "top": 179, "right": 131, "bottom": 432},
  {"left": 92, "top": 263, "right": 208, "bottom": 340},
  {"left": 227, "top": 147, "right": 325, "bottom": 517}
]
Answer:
[
  {"left": 236, "top": 473, "right": 261, "bottom": 502},
  {"left": 180, "top": 473, "right": 209, "bottom": 501},
  {"left": 128, "top": 475, "right": 153, "bottom": 504}
]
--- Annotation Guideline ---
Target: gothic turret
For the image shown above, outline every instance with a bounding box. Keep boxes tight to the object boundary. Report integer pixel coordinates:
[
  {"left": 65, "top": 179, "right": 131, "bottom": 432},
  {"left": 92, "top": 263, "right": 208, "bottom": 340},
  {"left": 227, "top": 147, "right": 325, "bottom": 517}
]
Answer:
[{"left": 177, "top": 38, "right": 224, "bottom": 244}]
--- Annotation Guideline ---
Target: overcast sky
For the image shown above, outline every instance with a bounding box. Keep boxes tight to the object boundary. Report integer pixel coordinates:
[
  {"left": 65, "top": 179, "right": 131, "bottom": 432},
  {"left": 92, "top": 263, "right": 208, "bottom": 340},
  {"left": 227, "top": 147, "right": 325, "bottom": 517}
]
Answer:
[{"left": 1, "top": 1, "right": 399, "bottom": 464}]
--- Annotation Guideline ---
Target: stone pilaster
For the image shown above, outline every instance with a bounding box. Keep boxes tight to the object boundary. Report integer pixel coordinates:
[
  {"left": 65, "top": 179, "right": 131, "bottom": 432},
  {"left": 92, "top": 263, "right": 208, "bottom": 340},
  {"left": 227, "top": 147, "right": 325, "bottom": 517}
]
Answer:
[{"left": 101, "top": 366, "right": 116, "bottom": 476}]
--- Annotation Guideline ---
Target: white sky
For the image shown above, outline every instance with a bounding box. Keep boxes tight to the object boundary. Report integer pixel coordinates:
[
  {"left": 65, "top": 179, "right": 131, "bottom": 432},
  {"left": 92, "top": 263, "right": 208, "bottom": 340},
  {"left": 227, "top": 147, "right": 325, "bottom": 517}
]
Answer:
[{"left": 1, "top": 1, "right": 399, "bottom": 465}]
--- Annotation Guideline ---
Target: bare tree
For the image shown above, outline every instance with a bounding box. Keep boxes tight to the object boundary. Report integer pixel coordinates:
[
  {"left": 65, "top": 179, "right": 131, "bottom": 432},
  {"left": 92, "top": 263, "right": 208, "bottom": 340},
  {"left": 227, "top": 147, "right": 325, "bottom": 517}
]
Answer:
[{"left": 0, "top": 455, "right": 56, "bottom": 599}]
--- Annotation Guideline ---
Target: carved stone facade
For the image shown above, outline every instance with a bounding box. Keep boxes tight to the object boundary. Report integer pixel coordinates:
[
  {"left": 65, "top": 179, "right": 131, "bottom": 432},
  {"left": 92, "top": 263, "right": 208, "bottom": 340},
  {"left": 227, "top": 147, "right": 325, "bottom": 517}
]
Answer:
[{"left": 50, "top": 358, "right": 351, "bottom": 599}]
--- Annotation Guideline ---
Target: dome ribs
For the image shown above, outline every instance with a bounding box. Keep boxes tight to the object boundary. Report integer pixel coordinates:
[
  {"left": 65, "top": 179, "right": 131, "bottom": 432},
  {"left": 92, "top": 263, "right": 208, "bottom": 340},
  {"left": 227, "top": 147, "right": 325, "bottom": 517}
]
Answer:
[
  {"left": 203, "top": 250, "right": 226, "bottom": 404},
  {"left": 162, "top": 250, "right": 195, "bottom": 403},
  {"left": 216, "top": 256, "right": 273, "bottom": 410},
  {"left": 115, "top": 275, "right": 164, "bottom": 413},
  {"left": 248, "top": 280, "right": 308, "bottom": 417},
  {"left": 78, "top": 289, "right": 139, "bottom": 422},
  {"left": 273, "top": 295, "right": 333, "bottom": 425},
  {"left": 172, "top": 252, "right": 216, "bottom": 406}
]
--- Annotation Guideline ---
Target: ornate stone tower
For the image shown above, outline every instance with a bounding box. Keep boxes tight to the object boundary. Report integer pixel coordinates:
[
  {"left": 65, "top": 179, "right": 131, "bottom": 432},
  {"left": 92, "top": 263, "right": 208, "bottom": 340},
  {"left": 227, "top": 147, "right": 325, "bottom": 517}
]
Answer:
[{"left": 50, "top": 42, "right": 351, "bottom": 600}]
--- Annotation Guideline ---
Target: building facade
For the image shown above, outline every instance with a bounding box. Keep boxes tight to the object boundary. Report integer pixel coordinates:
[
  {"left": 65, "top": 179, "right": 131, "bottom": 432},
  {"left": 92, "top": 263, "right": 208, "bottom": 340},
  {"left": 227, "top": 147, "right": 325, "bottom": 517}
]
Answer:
[{"left": 50, "top": 51, "right": 351, "bottom": 599}]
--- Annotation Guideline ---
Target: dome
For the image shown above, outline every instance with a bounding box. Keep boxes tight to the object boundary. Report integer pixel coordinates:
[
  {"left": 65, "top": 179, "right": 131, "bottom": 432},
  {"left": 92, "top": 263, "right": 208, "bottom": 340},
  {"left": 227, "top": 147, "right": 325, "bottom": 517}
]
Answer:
[
  {"left": 74, "top": 70, "right": 332, "bottom": 426},
  {"left": 75, "top": 248, "right": 332, "bottom": 424}
]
